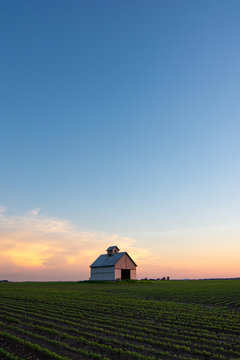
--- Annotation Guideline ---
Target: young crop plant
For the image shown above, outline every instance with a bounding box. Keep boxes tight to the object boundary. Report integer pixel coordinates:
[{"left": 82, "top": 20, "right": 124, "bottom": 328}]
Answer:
[
  {"left": 0, "top": 347, "right": 25, "bottom": 360},
  {"left": 0, "top": 331, "right": 70, "bottom": 360}
]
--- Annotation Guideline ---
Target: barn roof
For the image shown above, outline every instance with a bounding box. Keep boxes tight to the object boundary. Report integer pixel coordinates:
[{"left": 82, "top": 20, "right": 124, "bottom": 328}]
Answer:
[
  {"left": 106, "top": 245, "right": 119, "bottom": 251},
  {"left": 90, "top": 252, "right": 137, "bottom": 268}
]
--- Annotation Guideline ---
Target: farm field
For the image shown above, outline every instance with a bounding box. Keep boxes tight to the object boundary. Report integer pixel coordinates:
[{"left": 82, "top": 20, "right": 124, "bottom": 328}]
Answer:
[{"left": 0, "top": 280, "right": 240, "bottom": 360}]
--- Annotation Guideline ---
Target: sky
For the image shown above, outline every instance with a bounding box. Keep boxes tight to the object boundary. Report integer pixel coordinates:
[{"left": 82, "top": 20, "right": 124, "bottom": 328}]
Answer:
[{"left": 0, "top": 0, "right": 240, "bottom": 281}]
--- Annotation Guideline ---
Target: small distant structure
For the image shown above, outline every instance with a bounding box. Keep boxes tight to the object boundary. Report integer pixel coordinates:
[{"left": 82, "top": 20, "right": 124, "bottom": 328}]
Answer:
[{"left": 90, "top": 246, "right": 137, "bottom": 281}]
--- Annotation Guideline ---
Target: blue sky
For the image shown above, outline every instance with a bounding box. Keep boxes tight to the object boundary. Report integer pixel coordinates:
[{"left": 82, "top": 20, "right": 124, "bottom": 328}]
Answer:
[{"left": 0, "top": 1, "right": 240, "bottom": 279}]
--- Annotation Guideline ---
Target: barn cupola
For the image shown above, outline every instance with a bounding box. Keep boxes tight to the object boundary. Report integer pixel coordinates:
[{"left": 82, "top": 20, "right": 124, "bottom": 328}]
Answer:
[{"left": 106, "top": 246, "right": 119, "bottom": 256}]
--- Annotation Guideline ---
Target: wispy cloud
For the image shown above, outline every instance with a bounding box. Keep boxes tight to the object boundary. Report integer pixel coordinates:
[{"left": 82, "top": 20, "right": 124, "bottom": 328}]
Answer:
[
  {"left": 0, "top": 206, "right": 6, "bottom": 214},
  {"left": 28, "top": 208, "right": 41, "bottom": 216},
  {"left": 0, "top": 208, "right": 151, "bottom": 281},
  {"left": 1, "top": 207, "right": 239, "bottom": 281}
]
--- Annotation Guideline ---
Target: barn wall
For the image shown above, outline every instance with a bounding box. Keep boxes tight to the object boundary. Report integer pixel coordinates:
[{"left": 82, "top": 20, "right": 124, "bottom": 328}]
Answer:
[
  {"left": 115, "top": 269, "right": 121, "bottom": 280},
  {"left": 130, "top": 269, "right": 136, "bottom": 280},
  {"left": 91, "top": 267, "right": 115, "bottom": 281},
  {"left": 115, "top": 253, "right": 136, "bottom": 270}
]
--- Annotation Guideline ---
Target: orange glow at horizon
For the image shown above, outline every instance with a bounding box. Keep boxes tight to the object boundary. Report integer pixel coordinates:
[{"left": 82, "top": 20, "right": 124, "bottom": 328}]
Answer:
[{"left": 0, "top": 211, "right": 239, "bottom": 281}]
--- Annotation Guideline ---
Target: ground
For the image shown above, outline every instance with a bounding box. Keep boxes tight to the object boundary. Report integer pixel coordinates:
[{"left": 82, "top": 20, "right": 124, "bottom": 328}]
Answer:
[{"left": 0, "top": 279, "right": 239, "bottom": 359}]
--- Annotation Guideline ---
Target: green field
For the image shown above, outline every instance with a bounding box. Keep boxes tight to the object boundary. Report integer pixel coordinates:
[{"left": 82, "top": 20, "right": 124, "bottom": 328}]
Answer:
[{"left": 0, "top": 280, "right": 240, "bottom": 360}]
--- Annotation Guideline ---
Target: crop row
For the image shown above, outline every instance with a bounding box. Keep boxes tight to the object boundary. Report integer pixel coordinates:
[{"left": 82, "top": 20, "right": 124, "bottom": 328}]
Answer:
[
  {"left": 0, "top": 300, "right": 239, "bottom": 359},
  {"left": 0, "top": 312, "right": 208, "bottom": 359},
  {"left": 0, "top": 296, "right": 239, "bottom": 349},
  {"left": 1, "top": 293, "right": 239, "bottom": 329},
  {"left": 0, "top": 297, "right": 239, "bottom": 345},
  {"left": 0, "top": 281, "right": 239, "bottom": 360},
  {"left": 0, "top": 303, "right": 239, "bottom": 357},
  {"left": 0, "top": 299, "right": 238, "bottom": 349}
]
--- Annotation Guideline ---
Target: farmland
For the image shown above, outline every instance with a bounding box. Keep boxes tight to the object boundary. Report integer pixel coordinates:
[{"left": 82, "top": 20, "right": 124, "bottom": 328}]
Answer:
[{"left": 0, "top": 280, "right": 239, "bottom": 360}]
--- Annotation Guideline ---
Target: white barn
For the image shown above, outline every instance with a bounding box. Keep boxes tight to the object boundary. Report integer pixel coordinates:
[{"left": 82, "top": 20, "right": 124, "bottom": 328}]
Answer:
[{"left": 90, "top": 246, "right": 137, "bottom": 281}]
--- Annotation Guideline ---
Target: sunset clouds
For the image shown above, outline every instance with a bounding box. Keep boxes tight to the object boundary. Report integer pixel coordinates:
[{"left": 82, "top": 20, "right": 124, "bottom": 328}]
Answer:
[
  {"left": 0, "top": 208, "right": 239, "bottom": 281},
  {"left": 0, "top": 208, "right": 151, "bottom": 281}
]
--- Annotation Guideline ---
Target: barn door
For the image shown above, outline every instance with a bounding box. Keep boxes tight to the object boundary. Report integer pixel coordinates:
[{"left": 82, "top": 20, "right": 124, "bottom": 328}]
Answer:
[{"left": 121, "top": 269, "right": 130, "bottom": 280}]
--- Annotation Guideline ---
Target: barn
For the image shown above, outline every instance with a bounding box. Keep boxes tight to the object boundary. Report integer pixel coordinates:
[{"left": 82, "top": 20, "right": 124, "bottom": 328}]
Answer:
[{"left": 90, "top": 246, "right": 137, "bottom": 281}]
